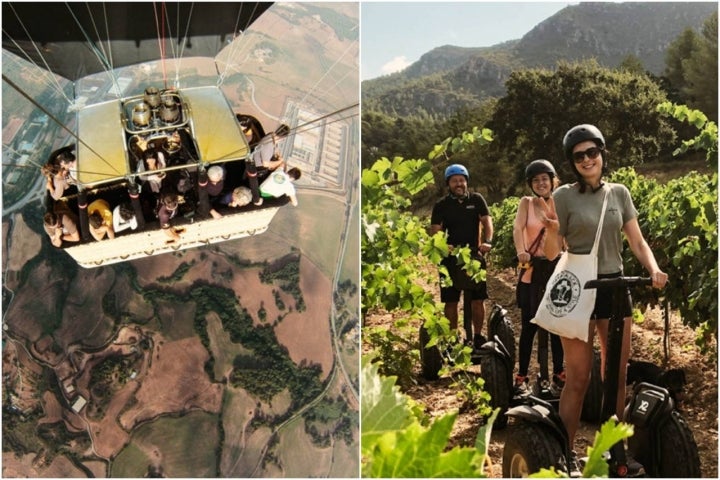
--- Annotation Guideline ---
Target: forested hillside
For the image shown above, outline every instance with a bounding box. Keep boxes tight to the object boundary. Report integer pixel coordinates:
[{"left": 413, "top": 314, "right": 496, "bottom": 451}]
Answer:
[
  {"left": 361, "top": 5, "right": 717, "bottom": 208},
  {"left": 362, "top": 2, "right": 716, "bottom": 118}
]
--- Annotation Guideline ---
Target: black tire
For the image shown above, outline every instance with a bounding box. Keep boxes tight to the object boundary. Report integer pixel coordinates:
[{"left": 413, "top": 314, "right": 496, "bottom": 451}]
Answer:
[
  {"left": 503, "top": 422, "right": 566, "bottom": 477},
  {"left": 480, "top": 352, "right": 512, "bottom": 429},
  {"left": 629, "top": 410, "right": 701, "bottom": 478},
  {"left": 419, "top": 325, "right": 442, "bottom": 380},
  {"left": 581, "top": 348, "right": 603, "bottom": 422},
  {"left": 489, "top": 306, "right": 516, "bottom": 364}
]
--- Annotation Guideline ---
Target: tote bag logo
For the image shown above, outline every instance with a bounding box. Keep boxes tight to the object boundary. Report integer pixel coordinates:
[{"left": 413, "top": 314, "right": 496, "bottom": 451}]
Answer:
[{"left": 548, "top": 270, "right": 582, "bottom": 316}]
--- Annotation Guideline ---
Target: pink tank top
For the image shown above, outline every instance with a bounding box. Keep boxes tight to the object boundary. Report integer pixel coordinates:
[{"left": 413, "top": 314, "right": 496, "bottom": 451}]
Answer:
[{"left": 521, "top": 197, "right": 547, "bottom": 283}]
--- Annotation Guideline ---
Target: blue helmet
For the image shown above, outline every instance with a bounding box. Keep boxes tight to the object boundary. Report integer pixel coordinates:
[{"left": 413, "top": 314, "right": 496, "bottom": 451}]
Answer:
[{"left": 444, "top": 164, "right": 469, "bottom": 183}]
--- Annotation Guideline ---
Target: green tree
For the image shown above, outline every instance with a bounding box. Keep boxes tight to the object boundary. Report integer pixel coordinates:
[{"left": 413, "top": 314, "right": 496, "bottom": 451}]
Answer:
[
  {"left": 682, "top": 12, "right": 718, "bottom": 122},
  {"left": 486, "top": 60, "right": 675, "bottom": 198},
  {"left": 361, "top": 110, "right": 440, "bottom": 170},
  {"left": 663, "top": 27, "right": 701, "bottom": 99},
  {"left": 618, "top": 54, "right": 646, "bottom": 75}
]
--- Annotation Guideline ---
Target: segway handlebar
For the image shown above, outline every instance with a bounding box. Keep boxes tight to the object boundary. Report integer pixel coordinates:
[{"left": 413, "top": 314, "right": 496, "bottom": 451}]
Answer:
[{"left": 584, "top": 276, "right": 652, "bottom": 290}]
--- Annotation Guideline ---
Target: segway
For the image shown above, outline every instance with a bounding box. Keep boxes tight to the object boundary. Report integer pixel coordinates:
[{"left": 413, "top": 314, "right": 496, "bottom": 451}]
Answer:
[
  {"left": 420, "top": 253, "right": 480, "bottom": 380},
  {"left": 419, "top": 291, "right": 474, "bottom": 381},
  {"left": 420, "top": 254, "right": 514, "bottom": 379},
  {"left": 502, "top": 276, "right": 700, "bottom": 478}
]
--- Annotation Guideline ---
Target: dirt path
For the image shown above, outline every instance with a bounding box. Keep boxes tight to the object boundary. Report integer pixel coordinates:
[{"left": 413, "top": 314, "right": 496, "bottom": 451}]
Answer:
[{"left": 368, "top": 267, "right": 718, "bottom": 477}]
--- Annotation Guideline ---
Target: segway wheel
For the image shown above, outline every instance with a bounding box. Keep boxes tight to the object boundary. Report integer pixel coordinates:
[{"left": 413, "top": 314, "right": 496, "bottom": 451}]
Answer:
[
  {"left": 419, "top": 324, "right": 442, "bottom": 380},
  {"left": 480, "top": 351, "right": 512, "bottom": 429},
  {"left": 628, "top": 409, "right": 700, "bottom": 478},
  {"left": 581, "top": 348, "right": 603, "bottom": 422},
  {"left": 489, "top": 305, "right": 516, "bottom": 364},
  {"left": 502, "top": 422, "right": 565, "bottom": 477}
]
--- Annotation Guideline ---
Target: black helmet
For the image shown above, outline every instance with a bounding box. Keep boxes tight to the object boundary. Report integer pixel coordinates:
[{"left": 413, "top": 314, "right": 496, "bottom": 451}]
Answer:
[
  {"left": 525, "top": 159, "right": 556, "bottom": 182},
  {"left": 562, "top": 124, "right": 605, "bottom": 160},
  {"left": 525, "top": 159, "right": 557, "bottom": 195}
]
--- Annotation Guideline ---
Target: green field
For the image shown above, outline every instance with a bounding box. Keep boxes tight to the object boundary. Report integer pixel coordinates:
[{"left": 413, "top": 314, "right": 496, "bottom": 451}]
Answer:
[
  {"left": 111, "top": 411, "right": 220, "bottom": 477},
  {"left": 268, "top": 191, "right": 346, "bottom": 278}
]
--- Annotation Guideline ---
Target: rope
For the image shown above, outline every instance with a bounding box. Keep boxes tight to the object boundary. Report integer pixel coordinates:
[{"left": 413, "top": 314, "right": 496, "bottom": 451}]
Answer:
[
  {"left": 217, "top": 2, "right": 259, "bottom": 86},
  {"left": 178, "top": 3, "right": 195, "bottom": 65},
  {"left": 152, "top": 2, "right": 168, "bottom": 88},
  {"left": 101, "top": 3, "right": 114, "bottom": 71},
  {"left": 64, "top": 2, "right": 116, "bottom": 86},
  {"left": 3, "top": 6, "right": 73, "bottom": 104},
  {"left": 83, "top": 2, "right": 111, "bottom": 71},
  {"left": 299, "top": 28, "right": 359, "bottom": 107},
  {"left": 2, "top": 74, "right": 122, "bottom": 178},
  {"left": 289, "top": 103, "right": 359, "bottom": 137}
]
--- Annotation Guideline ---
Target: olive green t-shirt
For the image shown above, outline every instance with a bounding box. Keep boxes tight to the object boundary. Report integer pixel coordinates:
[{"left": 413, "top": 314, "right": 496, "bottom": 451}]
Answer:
[{"left": 553, "top": 182, "right": 638, "bottom": 275}]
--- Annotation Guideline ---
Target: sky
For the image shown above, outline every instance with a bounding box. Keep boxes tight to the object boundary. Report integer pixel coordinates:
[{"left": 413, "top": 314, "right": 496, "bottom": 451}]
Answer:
[{"left": 361, "top": 2, "right": 576, "bottom": 80}]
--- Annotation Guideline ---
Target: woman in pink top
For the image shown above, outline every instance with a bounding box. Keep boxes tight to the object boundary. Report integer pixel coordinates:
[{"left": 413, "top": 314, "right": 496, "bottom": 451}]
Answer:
[{"left": 512, "top": 160, "right": 565, "bottom": 394}]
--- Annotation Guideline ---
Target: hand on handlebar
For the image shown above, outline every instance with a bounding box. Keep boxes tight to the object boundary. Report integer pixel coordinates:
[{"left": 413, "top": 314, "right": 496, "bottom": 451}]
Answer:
[{"left": 650, "top": 270, "right": 668, "bottom": 289}]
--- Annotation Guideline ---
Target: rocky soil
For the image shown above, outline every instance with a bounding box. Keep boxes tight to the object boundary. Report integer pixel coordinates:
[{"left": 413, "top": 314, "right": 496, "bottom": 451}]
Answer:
[{"left": 365, "top": 267, "right": 717, "bottom": 477}]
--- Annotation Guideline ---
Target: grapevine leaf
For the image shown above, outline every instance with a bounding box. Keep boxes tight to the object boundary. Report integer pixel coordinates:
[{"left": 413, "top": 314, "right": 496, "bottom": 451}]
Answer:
[
  {"left": 394, "top": 159, "right": 435, "bottom": 195},
  {"left": 361, "top": 168, "right": 380, "bottom": 187},
  {"left": 367, "top": 414, "right": 483, "bottom": 478},
  {"left": 361, "top": 358, "right": 486, "bottom": 478},
  {"left": 361, "top": 358, "right": 415, "bottom": 455},
  {"left": 582, "top": 419, "right": 634, "bottom": 477}
]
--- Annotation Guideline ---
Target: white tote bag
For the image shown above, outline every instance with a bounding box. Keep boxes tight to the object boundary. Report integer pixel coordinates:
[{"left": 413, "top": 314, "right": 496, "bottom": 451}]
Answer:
[{"left": 531, "top": 191, "right": 609, "bottom": 342}]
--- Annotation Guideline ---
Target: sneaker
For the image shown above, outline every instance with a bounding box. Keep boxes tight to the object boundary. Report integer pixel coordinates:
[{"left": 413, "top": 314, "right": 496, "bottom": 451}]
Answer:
[
  {"left": 566, "top": 450, "right": 583, "bottom": 478},
  {"left": 473, "top": 333, "right": 487, "bottom": 350},
  {"left": 441, "top": 346, "right": 455, "bottom": 366},
  {"left": 552, "top": 370, "right": 566, "bottom": 389},
  {"left": 442, "top": 339, "right": 460, "bottom": 366},
  {"left": 514, "top": 375, "right": 530, "bottom": 396}
]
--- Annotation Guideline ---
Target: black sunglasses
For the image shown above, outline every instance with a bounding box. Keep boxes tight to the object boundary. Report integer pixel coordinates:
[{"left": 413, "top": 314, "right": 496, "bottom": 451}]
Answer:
[{"left": 573, "top": 146, "right": 603, "bottom": 163}]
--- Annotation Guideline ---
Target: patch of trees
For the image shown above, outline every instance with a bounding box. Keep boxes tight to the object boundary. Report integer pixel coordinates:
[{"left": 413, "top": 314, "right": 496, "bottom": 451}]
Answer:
[
  {"left": 664, "top": 12, "right": 718, "bottom": 122},
  {"left": 302, "top": 395, "right": 357, "bottom": 447},
  {"left": 182, "top": 281, "right": 324, "bottom": 412},
  {"left": 273, "top": 290, "right": 285, "bottom": 311},
  {"left": 87, "top": 355, "right": 138, "bottom": 419},
  {"left": 2, "top": 405, "right": 45, "bottom": 455},
  {"left": 229, "top": 328, "right": 323, "bottom": 412},
  {"left": 334, "top": 279, "right": 359, "bottom": 350},
  {"left": 258, "top": 302, "right": 267, "bottom": 322},
  {"left": 33, "top": 421, "right": 91, "bottom": 467},
  {"left": 102, "top": 291, "right": 118, "bottom": 319},
  {"left": 157, "top": 260, "right": 196, "bottom": 283},
  {"left": 259, "top": 253, "right": 305, "bottom": 313}
]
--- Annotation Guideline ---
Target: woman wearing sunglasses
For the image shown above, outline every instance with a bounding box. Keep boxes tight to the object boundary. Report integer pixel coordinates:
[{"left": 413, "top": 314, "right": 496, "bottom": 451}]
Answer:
[{"left": 534, "top": 124, "right": 668, "bottom": 475}]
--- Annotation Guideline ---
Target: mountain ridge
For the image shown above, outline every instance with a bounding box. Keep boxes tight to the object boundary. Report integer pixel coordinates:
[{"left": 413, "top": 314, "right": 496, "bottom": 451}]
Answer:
[{"left": 362, "top": 2, "right": 717, "bottom": 117}]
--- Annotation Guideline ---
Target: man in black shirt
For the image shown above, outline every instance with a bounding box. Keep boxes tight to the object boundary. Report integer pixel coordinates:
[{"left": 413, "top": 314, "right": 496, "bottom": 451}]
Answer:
[{"left": 430, "top": 164, "right": 494, "bottom": 350}]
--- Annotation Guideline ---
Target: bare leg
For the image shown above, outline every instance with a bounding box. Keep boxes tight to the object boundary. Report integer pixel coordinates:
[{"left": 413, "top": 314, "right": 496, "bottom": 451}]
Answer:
[
  {"left": 444, "top": 302, "right": 459, "bottom": 332},
  {"left": 558, "top": 330, "right": 595, "bottom": 450}
]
